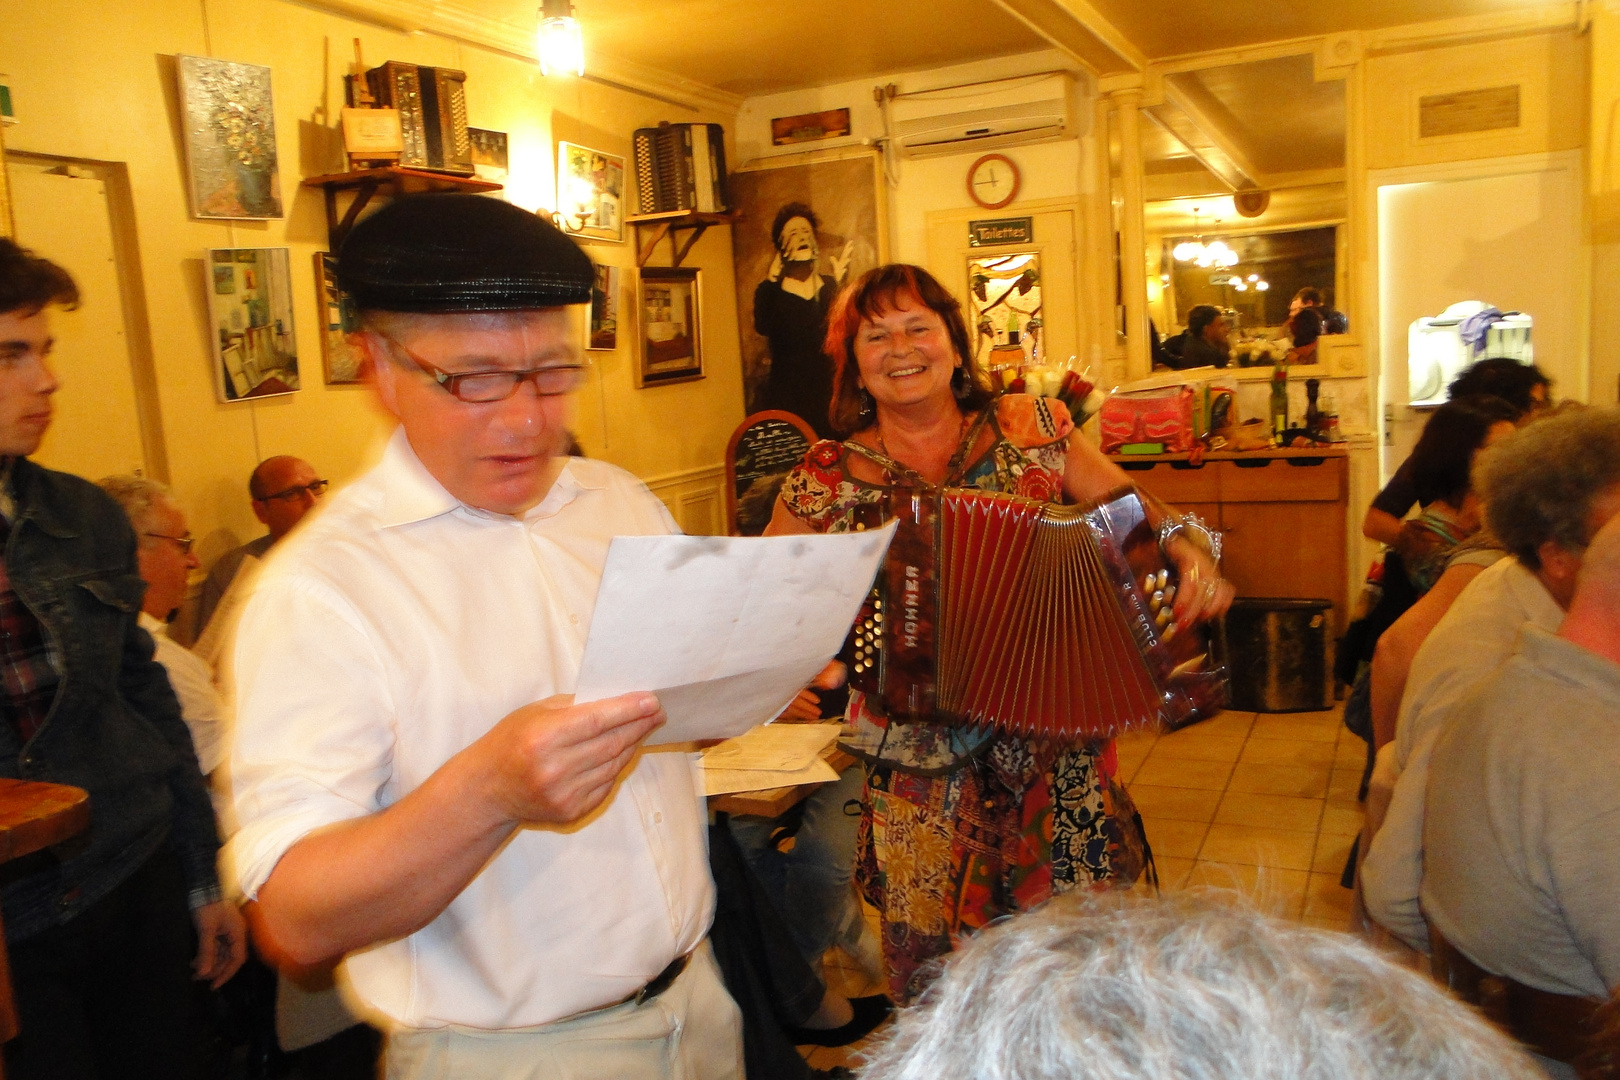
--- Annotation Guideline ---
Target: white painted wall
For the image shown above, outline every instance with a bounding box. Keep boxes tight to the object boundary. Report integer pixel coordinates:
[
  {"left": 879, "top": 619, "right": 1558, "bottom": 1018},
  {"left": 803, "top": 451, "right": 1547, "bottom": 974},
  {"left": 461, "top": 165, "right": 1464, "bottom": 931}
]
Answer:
[
  {"left": 733, "top": 50, "right": 1095, "bottom": 265},
  {"left": 1374, "top": 151, "right": 1586, "bottom": 475}
]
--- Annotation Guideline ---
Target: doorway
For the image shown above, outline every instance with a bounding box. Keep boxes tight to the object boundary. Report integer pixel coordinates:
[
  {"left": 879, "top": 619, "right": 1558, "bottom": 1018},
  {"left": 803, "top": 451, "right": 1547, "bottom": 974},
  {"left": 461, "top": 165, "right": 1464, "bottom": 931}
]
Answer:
[{"left": 4, "top": 153, "right": 163, "bottom": 482}]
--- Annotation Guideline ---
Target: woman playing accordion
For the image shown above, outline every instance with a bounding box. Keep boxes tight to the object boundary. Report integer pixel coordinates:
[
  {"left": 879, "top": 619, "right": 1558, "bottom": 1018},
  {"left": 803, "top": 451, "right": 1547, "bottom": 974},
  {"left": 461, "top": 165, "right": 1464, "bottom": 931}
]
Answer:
[{"left": 765, "top": 265, "right": 1233, "bottom": 1002}]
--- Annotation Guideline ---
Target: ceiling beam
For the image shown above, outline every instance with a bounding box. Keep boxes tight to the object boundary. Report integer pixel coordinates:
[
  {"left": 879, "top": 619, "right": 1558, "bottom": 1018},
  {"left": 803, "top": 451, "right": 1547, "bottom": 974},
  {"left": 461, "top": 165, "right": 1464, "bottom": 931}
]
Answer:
[
  {"left": 1145, "top": 75, "right": 1264, "bottom": 192},
  {"left": 291, "top": 0, "right": 744, "bottom": 115},
  {"left": 990, "top": 0, "right": 1145, "bottom": 75}
]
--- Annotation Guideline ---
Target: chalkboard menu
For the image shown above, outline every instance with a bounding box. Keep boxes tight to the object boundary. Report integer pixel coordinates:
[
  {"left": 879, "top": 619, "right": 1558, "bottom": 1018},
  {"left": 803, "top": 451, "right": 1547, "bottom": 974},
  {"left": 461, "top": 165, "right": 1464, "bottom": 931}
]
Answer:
[{"left": 725, "top": 410, "right": 818, "bottom": 534}]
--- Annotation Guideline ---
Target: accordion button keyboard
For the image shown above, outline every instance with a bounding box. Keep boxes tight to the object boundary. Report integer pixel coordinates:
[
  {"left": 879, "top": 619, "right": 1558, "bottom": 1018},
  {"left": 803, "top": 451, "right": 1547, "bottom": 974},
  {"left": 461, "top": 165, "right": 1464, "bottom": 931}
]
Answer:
[
  {"left": 1157, "top": 569, "right": 1170, "bottom": 591},
  {"left": 1150, "top": 591, "right": 1164, "bottom": 613},
  {"left": 1162, "top": 584, "right": 1176, "bottom": 606}
]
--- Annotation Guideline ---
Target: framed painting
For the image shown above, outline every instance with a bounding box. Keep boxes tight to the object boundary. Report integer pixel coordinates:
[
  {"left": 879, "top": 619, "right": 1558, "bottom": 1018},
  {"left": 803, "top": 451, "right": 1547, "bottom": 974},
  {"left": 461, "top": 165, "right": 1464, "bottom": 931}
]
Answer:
[
  {"left": 556, "top": 141, "right": 625, "bottom": 243},
  {"left": 206, "top": 248, "right": 298, "bottom": 401},
  {"left": 468, "top": 127, "right": 509, "bottom": 183},
  {"left": 176, "top": 55, "right": 283, "bottom": 220},
  {"left": 636, "top": 266, "right": 702, "bottom": 387},
  {"left": 589, "top": 263, "right": 620, "bottom": 352},
  {"left": 728, "top": 147, "right": 888, "bottom": 438},
  {"left": 315, "top": 252, "right": 363, "bottom": 384}
]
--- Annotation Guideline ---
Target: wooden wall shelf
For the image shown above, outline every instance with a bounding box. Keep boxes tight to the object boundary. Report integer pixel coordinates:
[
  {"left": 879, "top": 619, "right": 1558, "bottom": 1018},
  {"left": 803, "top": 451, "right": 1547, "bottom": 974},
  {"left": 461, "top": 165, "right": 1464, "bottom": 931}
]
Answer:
[
  {"left": 301, "top": 167, "right": 503, "bottom": 248},
  {"left": 627, "top": 210, "right": 734, "bottom": 268}
]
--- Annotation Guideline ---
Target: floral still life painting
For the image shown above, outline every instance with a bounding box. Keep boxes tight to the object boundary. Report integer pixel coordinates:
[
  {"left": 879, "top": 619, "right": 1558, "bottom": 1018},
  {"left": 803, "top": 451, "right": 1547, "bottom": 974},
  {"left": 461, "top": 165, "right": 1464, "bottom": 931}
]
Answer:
[{"left": 177, "top": 55, "right": 283, "bottom": 219}]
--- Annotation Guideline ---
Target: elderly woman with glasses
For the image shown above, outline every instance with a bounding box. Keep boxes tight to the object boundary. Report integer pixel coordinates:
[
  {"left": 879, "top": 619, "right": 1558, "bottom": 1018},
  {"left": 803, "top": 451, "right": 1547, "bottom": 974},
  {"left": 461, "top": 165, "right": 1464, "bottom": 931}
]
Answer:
[{"left": 764, "top": 264, "right": 1232, "bottom": 1003}]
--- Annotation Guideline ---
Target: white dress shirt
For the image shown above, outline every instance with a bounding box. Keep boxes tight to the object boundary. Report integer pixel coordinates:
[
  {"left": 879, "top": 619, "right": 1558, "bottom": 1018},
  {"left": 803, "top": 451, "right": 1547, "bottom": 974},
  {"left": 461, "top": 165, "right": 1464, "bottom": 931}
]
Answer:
[
  {"left": 140, "top": 612, "right": 229, "bottom": 776},
  {"left": 229, "top": 429, "right": 714, "bottom": 1030},
  {"left": 1362, "top": 557, "right": 1563, "bottom": 949}
]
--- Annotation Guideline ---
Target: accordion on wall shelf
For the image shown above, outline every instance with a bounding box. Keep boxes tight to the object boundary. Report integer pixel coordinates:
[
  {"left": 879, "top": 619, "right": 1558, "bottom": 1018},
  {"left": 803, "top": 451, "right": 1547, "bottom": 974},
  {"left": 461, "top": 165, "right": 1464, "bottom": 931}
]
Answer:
[{"left": 632, "top": 122, "right": 729, "bottom": 215}]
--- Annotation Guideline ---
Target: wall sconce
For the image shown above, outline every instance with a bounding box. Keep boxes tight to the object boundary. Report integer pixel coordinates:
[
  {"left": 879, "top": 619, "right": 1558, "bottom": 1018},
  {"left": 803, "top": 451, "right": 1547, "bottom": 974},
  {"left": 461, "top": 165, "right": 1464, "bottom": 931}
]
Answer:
[{"left": 538, "top": 0, "right": 585, "bottom": 77}]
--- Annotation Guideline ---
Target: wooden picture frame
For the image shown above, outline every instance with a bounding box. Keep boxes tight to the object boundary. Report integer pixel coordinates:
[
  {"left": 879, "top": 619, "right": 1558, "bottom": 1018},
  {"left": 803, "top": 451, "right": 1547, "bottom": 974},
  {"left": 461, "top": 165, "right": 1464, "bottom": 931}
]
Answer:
[
  {"left": 636, "top": 266, "right": 703, "bottom": 387},
  {"left": 557, "top": 141, "right": 625, "bottom": 243},
  {"left": 315, "top": 252, "right": 364, "bottom": 384},
  {"left": 206, "top": 248, "right": 298, "bottom": 401},
  {"left": 588, "top": 263, "right": 620, "bottom": 352}
]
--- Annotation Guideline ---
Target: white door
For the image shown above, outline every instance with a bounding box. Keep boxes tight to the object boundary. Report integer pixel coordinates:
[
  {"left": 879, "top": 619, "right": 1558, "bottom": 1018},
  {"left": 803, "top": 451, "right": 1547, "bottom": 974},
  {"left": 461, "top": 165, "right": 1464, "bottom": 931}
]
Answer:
[{"left": 6, "top": 159, "right": 148, "bottom": 480}]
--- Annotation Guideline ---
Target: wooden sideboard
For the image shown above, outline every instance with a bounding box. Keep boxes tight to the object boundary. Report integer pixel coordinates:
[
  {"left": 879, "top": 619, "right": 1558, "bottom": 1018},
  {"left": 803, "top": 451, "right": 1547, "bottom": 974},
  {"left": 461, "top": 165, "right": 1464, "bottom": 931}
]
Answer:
[{"left": 1113, "top": 449, "right": 1350, "bottom": 633}]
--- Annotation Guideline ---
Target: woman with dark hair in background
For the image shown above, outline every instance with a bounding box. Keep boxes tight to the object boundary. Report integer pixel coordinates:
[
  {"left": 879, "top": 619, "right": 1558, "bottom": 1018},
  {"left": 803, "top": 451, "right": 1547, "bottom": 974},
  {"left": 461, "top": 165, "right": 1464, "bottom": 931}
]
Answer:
[{"left": 765, "top": 264, "right": 1230, "bottom": 1003}]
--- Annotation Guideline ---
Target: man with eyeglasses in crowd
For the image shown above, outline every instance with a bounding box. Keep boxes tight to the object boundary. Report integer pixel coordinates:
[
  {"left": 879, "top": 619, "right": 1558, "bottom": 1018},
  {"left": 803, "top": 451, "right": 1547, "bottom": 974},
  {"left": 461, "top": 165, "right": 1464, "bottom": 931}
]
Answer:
[
  {"left": 0, "top": 239, "right": 240, "bottom": 1078},
  {"left": 193, "top": 455, "right": 326, "bottom": 641},
  {"left": 227, "top": 195, "right": 742, "bottom": 1080}
]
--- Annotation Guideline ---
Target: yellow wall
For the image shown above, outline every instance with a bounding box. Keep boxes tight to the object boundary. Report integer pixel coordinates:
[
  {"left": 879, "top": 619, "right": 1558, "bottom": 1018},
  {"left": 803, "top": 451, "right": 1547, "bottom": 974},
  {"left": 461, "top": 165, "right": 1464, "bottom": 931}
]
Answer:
[
  {"left": 0, "top": 0, "right": 745, "bottom": 558},
  {"left": 1363, "top": 32, "right": 1587, "bottom": 172}
]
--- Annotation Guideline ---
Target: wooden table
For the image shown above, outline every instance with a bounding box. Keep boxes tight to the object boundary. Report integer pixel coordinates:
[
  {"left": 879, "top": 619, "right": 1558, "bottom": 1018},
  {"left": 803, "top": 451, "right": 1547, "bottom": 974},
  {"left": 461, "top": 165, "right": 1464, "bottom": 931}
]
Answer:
[
  {"left": 709, "top": 745, "right": 855, "bottom": 819},
  {"left": 0, "top": 779, "right": 91, "bottom": 1067}
]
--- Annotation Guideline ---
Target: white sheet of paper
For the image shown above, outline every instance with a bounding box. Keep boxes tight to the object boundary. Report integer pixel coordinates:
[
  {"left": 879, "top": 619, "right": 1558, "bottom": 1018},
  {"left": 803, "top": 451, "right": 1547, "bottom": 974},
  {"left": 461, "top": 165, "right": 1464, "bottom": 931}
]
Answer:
[
  {"left": 701, "top": 723, "right": 843, "bottom": 772},
  {"left": 702, "top": 757, "right": 841, "bottom": 797},
  {"left": 575, "top": 523, "right": 895, "bottom": 745}
]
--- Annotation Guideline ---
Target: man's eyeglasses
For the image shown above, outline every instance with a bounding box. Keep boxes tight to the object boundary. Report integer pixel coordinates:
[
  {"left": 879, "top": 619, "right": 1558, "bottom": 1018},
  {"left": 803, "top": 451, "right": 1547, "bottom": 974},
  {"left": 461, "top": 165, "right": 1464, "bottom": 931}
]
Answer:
[
  {"left": 259, "top": 479, "right": 329, "bottom": 503},
  {"left": 375, "top": 330, "right": 587, "bottom": 403},
  {"left": 144, "top": 532, "right": 195, "bottom": 555}
]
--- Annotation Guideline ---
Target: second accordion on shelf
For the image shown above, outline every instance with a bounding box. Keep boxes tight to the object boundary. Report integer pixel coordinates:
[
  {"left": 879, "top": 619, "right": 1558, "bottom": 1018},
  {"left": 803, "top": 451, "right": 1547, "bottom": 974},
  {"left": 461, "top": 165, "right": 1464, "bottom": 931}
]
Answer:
[{"left": 846, "top": 487, "right": 1226, "bottom": 739}]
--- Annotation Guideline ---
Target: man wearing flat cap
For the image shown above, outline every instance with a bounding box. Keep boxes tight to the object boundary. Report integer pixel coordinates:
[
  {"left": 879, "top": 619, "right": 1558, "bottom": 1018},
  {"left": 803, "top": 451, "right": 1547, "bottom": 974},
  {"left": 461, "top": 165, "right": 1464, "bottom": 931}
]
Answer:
[{"left": 228, "top": 195, "right": 743, "bottom": 1079}]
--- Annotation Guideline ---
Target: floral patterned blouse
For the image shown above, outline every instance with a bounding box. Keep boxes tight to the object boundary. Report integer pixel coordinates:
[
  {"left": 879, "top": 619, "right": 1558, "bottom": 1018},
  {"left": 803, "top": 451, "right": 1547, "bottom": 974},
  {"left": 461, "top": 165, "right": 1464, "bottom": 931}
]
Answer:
[{"left": 779, "top": 393, "right": 1077, "bottom": 774}]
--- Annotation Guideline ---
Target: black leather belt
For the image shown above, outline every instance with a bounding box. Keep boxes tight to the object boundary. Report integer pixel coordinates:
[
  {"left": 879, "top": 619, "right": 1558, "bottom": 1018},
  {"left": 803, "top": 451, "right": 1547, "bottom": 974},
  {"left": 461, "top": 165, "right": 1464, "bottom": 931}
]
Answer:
[{"left": 628, "top": 952, "right": 689, "bottom": 1008}]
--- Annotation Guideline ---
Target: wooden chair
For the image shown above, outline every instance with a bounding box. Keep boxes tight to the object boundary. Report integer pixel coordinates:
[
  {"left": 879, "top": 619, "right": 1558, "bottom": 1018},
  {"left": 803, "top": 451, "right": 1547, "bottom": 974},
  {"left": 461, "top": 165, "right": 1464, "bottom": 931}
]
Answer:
[
  {"left": 1429, "top": 926, "right": 1604, "bottom": 1065},
  {"left": 0, "top": 779, "right": 91, "bottom": 1076}
]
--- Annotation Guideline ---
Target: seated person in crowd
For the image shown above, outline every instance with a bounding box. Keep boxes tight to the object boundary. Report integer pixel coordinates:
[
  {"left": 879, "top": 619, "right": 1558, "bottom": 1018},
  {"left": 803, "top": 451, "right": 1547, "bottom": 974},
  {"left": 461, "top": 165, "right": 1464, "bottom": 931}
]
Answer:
[
  {"left": 1283, "top": 288, "right": 1324, "bottom": 364},
  {"left": 193, "top": 454, "right": 325, "bottom": 642},
  {"left": 1422, "top": 510, "right": 1620, "bottom": 1009},
  {"left": 1338, "top": 396, "right": 1518, "bottom": 722},
  {"left": 1363, "top": 358, "right": 1550, "bottom": 548},
  {"left": 1363, "top": 406, "right": 1620, "bottom": 949},
  {"left": 97, "top": 476, "right": 227, "bottom": 783},
  {"left": 1169, "top": 304, "right": 1229, "bottom": 370},
  {"left": 859, "top": 891, "right": 1544, "bottom": 1080}
]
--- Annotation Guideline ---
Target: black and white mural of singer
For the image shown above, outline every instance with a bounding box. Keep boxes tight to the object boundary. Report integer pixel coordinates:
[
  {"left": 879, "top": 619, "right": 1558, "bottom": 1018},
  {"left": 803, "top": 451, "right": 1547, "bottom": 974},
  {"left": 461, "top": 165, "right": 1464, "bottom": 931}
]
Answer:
[{"left": 750, "top": 202, "right": 852, "bottom": 438}]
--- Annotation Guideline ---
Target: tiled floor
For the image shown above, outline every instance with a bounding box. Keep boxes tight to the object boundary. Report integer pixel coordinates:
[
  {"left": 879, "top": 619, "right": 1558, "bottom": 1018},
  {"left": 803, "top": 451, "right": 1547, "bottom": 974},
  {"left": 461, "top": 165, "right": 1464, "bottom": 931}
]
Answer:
[
  {"left": 796, "top": 703, "right": 1367, "bottom": 1071},
  {"left": 1119, "top": 701, "right": 1366, "bottom": 930}
]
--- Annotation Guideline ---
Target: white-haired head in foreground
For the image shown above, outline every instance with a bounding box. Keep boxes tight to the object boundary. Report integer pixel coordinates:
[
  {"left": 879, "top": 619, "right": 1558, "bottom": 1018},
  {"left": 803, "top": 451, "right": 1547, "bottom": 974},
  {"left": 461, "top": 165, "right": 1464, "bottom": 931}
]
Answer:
[{"left": 858, "top": 891, "right": 1541, "bottom": 1080}]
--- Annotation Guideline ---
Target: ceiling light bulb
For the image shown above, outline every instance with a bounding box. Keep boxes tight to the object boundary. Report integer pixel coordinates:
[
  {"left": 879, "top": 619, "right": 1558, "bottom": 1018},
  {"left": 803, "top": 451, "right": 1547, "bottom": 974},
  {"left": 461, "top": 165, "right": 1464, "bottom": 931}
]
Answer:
[
  {"left": 1256, "top": 281, "right": 1270, "bottom": 291},
  {"left": 1247, "top": 273, "right": 1258, "bottom": 282},
  {"left": 1233, "top": 282, "right": 1247, "bottom": 292},
  {"left": 1173, "top": 240, "right": 1202, "bottom": 262},
  {"left": 538, "top": 2, "right": 585, "bottom": 77}
]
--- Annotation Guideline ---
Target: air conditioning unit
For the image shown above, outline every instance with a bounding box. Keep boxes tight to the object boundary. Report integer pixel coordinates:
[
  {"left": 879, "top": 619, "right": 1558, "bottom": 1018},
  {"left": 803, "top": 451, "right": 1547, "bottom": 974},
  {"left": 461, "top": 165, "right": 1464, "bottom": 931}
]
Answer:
[{"left": 888, "top": 72, "right": 1075, "bottom": 158}]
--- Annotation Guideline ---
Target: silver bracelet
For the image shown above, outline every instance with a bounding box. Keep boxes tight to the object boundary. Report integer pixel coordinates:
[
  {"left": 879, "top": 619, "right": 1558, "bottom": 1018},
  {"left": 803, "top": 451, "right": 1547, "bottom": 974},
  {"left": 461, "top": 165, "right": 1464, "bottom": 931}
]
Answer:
[{"left": 1157, "top": 513, "right": 1222, "bottom": 566}]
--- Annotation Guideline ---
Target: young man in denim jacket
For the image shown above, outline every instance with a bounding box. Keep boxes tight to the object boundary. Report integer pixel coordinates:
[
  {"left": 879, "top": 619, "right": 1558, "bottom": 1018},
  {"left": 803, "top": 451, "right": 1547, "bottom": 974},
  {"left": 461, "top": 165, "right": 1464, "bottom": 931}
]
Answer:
[{"left": 0, "top": 238, "right": 242, "bottom": 1079}]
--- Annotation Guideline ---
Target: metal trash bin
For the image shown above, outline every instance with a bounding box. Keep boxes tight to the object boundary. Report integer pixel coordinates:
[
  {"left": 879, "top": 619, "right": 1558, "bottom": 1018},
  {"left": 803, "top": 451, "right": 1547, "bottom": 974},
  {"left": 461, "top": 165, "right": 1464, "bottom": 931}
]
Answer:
[{"left": 1224, "top": 598, "right": 1334, "bottom": 713}]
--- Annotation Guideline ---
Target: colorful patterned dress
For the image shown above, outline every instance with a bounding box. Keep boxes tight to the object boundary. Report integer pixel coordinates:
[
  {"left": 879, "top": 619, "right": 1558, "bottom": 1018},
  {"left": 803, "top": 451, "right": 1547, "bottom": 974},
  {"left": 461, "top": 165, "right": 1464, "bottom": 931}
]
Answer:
[{"left": 779, "top": 394, "right": 1145, "bottom": 1002}]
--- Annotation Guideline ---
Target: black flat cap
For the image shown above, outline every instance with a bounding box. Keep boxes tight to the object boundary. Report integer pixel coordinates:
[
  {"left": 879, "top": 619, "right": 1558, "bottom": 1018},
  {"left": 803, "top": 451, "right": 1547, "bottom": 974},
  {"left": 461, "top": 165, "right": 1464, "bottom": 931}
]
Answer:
[{"left": 337, "top": 193, "right": 594, "bottom": 312}]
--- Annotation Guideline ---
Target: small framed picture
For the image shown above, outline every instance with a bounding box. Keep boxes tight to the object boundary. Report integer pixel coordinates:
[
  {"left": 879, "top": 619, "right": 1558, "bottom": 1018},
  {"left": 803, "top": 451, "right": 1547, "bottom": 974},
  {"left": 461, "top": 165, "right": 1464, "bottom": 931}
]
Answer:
[
  {"left": 636, "top": 266, "right": 702, "bottom": 387},
  {"left": 205, "top": 247, "right": 299, "bottom": 401},
  {"left": 556, "top": 141, "right": 625, "bottom": 243},
  {"left": 468, "top": 127, "right": 509, "bottom": 182},
  {"left": 589, "top": 264, "right": 620, "bottom": 352},
  {"left": 315, "top": 252, "right": 364, "bottom": 384}
]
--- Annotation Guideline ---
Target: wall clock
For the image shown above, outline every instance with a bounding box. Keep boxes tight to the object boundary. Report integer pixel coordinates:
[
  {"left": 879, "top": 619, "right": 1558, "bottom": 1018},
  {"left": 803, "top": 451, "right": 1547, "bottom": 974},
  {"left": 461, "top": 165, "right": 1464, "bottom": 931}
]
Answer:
[{"left": 967, "top": 153, "right": 1020, "bottom": 210}]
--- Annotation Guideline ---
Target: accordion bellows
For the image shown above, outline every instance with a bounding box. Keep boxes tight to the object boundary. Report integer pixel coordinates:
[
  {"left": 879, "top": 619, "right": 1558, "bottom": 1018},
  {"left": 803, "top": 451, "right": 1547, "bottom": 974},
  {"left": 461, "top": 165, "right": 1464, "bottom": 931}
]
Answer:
[{"left": 848, "top": 487, "right": 1225, "bottom": 740}]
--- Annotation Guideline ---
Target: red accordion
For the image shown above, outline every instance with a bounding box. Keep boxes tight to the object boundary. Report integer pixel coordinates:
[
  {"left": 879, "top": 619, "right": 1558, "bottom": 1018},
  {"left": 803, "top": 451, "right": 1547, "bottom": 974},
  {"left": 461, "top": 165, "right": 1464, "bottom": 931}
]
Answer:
[{"left": 846, "top": 487, "right": 1225, "bottom": 739}]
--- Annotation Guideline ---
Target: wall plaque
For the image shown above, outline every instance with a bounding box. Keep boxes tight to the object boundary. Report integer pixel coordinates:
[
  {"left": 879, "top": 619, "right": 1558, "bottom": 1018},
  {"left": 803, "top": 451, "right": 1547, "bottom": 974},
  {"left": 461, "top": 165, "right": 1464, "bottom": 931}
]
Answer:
[
  {"left": 1419, "top": 85, "right": 1520, "bottom": 138},
  {"left": 969, "top": 217, "right": 1033, "bottom": 247}
]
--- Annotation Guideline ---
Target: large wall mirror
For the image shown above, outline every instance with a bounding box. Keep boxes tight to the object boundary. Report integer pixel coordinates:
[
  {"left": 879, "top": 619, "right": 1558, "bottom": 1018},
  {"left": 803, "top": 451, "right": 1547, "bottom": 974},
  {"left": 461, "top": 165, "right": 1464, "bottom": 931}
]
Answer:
[{"left": 1139, "top": 53, "right": 1347, "bottom": 351}]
